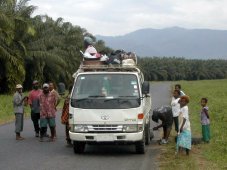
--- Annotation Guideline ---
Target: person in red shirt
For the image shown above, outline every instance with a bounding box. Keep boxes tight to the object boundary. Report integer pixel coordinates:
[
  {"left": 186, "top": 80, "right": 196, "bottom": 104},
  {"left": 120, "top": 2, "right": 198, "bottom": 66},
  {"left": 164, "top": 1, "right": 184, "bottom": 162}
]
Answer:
[{"left": 28, "top": 80, "right": 42, "bottom": 137}]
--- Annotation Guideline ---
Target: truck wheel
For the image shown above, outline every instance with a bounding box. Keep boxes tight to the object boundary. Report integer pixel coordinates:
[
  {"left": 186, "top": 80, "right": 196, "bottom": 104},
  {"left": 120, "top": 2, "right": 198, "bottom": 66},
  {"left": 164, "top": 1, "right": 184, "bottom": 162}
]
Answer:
[
  {"left": 73, "top": 141, "right": 85, "bottom": 154},
  {"left": 135, "top": 133, "right": 145, "bottom": 154},
  {"left": 145, "top": 123, "right": 151, "bottom": 145}
]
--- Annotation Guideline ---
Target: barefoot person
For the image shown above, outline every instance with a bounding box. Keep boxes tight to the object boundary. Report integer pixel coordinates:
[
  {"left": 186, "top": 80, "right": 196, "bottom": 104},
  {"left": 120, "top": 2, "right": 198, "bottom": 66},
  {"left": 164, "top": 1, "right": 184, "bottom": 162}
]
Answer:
[
  {"left": 49, "top": 82, "right": 60, "bottom": 138},
  {"left": 200, "top": 98, "right": 210, "bottom": 143},
  {"left": 176, "top": 96, "right": 191, "bottom": 155}
]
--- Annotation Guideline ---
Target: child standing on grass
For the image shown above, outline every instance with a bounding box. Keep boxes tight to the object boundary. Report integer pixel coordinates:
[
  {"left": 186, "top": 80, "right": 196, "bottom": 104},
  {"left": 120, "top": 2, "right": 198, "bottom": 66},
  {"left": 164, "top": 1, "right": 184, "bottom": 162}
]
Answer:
[
  {"left": 200, "top": 98, "right": 210, "bottom": 143},
  {"left": 176, "top": 95, "right": 191, "bottom": 155}
]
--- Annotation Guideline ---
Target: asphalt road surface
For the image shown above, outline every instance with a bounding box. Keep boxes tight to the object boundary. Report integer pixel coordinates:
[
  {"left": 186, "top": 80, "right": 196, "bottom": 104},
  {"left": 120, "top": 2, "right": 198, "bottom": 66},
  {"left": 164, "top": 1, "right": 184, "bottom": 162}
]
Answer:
[{"left": 0, "top": 82, "right": 171, "bottom": 170}]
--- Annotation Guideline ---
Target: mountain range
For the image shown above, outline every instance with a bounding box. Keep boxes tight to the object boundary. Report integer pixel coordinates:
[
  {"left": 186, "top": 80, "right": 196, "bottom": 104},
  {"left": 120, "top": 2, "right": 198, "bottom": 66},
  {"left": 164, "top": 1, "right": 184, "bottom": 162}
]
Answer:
[{"left": 96, "top": 27, "right": 227, "bottom": 59}]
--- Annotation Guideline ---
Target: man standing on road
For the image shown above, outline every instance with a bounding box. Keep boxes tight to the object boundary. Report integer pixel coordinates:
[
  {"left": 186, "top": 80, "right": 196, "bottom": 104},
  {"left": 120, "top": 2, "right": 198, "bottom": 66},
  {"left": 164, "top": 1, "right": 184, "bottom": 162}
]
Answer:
[
  {"left": 39, "top": 83, "right": 58, "bottom": 142},
  {"left": 13, "top": 84, "right": 27, "bottom": 140},
  {"left": 49, "top": 82, "right": 60, "bottom": 138},
  {"left": 28, "top": 80, "right": 42, "bottom": 137},
  {"left": 49, "top": 82, "right": 60, "bottom": 108}
]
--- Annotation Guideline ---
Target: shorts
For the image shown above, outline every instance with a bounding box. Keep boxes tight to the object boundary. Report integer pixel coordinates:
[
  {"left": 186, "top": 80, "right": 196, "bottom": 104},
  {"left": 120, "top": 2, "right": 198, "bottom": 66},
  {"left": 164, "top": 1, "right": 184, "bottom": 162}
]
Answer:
[
  {"left": 165, "top": 116, "right": 173, "bottom": 128},
  {"left": 40, "top": 118, "right": 56, "bottom": 128}
]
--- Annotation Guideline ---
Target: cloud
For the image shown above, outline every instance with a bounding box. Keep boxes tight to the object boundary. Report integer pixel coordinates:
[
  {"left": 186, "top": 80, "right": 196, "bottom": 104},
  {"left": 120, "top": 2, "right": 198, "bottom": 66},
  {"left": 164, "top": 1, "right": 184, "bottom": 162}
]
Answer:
[{"left": 29, "top": 0, "right": 227, "bottom": 36}]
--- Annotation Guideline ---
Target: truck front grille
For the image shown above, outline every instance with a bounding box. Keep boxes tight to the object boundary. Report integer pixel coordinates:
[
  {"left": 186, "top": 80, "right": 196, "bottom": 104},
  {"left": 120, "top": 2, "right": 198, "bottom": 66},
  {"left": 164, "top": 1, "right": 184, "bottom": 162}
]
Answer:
[{"left": 87, "top": 125, "right": 123, "bottom": 133}]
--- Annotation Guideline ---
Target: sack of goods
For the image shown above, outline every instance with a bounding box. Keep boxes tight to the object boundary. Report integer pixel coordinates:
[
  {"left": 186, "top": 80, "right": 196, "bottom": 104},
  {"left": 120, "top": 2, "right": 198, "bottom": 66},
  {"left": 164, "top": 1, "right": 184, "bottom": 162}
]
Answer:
[
  {"left": 81, "top": 49, "right": 101, "bottom": 60},
  {"left": 80, "top": 50, "right": 102, "bottom": 65},
  {"left": 121, "top": 52, "right": 137, "bottom": 65},
  {"left": 107, "top": 50, "right": 123, "bottom": 64},
  {"left": 108, "top": 50, "right": 137, "bottom": 65}
]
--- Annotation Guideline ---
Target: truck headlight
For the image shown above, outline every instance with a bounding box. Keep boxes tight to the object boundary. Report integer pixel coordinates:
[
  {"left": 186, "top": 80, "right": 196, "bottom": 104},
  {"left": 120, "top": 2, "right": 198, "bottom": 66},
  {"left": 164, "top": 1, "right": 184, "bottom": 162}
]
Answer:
[
  {"left": 74, "top": 125, "right": 88, "bottom": 132},
  {"left": 123, "top": 125, "right": 138, "bottom": 132}
]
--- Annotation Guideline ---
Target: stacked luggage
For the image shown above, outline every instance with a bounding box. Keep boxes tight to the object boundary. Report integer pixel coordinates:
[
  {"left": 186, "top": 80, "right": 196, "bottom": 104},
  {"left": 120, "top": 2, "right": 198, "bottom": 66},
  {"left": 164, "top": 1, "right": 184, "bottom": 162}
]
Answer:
[{"left": 81, "top": 49, "right": 137, "bottom": 66}]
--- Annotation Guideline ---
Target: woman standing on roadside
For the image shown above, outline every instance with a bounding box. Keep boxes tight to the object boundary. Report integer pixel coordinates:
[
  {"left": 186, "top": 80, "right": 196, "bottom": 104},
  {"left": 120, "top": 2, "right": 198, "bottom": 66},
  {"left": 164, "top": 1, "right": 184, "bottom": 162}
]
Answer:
[{"left": 176, "top": 95, "right": 191, "bottom": 155}]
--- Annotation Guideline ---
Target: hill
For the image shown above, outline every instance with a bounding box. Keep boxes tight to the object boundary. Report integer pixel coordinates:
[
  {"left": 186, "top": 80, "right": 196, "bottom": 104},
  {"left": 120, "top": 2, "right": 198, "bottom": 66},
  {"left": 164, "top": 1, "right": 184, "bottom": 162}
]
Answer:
[{"left": 96, "top": 27, "right": 227, "bottom": 59}]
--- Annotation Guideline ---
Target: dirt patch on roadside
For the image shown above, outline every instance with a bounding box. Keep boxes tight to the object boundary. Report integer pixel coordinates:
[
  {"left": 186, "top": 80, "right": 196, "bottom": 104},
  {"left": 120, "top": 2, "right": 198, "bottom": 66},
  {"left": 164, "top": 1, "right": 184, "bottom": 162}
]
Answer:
[{"left": 157, "top": 136, "right": 218, "bottom": 170}]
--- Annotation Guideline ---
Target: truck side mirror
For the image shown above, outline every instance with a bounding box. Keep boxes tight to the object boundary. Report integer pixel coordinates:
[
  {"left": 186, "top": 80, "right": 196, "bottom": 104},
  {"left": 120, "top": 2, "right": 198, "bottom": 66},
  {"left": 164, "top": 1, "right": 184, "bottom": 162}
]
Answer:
[{"left": 142, "top": 81, "right": 150, "bottom": 95}]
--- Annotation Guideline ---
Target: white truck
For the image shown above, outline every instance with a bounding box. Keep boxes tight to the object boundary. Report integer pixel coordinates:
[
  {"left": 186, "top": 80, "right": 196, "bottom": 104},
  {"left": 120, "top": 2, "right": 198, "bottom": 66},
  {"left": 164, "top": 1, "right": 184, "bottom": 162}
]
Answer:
[{"left": 69, "top": 63, "right": 152, "bottom": 154}]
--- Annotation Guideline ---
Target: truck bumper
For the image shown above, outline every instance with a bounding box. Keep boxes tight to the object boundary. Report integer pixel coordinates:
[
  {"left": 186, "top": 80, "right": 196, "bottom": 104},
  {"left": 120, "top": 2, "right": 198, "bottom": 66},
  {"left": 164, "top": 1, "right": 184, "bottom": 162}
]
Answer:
[{"left": 69, "top": 131, "right": 143, "bottom": 143}]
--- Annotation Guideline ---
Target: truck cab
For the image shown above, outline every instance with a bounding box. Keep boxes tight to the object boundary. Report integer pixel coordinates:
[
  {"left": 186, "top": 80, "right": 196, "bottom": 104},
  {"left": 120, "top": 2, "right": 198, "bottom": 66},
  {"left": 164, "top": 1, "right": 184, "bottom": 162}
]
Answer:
[{"left": 69, "top": 64, "right": 152, "bottom": 154}]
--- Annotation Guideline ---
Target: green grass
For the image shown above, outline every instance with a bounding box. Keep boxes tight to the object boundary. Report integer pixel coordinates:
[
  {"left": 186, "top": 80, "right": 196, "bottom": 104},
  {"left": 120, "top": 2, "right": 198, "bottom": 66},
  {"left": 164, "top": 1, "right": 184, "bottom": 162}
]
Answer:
[
  {"left": 0, "top": 92, "right": 66, "bottom": 125},
  {"left": 160, "top": 79, "right": 227, "bottom": 170},
  {"left": 0, "top": 94, "right": 15, "bottom": 124},
  {"left": 0, "top": 93, "right": 30, "bottom": 124}
]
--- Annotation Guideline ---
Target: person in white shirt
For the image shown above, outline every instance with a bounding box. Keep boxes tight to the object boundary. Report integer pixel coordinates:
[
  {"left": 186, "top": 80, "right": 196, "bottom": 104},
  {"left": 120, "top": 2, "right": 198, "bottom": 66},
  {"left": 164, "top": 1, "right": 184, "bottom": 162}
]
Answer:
[
  {"left": 171, "top": 89, "right": 181, "bottom": 133},
  {"left": 175, "top": 84, "right": 185, "bottom": 96},
  {"left": 176, "top": 95, "right": 191, "bottom": 155}
]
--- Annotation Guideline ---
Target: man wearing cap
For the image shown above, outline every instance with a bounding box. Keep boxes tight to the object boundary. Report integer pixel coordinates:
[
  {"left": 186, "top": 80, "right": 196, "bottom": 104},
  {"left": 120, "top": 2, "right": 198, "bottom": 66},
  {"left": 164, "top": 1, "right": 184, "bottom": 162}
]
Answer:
[
  {"left": 39, "top": 83, "right": 58, "bottom": 142},
  {"left": 28, "top": 80, "right": 42, "bottom": 137},
  {"left": 13, "top": 84, "right": 27, "bottom": 140}
]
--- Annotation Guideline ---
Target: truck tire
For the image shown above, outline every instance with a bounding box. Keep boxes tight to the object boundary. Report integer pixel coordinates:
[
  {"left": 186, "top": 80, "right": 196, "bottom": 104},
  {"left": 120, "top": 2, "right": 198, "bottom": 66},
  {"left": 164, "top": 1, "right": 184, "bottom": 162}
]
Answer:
[
  {"left": 135, "top": 133, "right": 145, "bottom": 154},
  {"left": 73, "top": 141, "right": 85, "bottom": 154},
  {"left": 145, "top": 123, "right": 151, "bottom": 145}
]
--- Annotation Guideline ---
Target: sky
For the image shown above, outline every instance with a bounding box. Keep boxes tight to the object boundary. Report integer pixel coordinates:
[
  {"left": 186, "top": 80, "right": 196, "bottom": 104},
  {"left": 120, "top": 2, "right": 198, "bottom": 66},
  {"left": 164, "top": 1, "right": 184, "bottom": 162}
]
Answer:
[{"left": 29, "top": 0, "right": 227, "bottom": 36}]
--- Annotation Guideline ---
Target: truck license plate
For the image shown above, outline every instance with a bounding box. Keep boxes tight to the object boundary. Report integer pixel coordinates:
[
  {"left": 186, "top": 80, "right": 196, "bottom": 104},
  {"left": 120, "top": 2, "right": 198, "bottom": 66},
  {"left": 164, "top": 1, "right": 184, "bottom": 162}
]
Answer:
[{"left": 96, "top": 135, "right": 114, "bottom": 142}]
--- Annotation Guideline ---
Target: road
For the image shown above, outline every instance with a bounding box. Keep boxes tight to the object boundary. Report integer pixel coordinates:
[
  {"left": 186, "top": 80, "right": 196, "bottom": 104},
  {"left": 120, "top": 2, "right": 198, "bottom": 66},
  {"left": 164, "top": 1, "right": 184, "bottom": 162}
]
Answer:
[{"left": 0, "top": 82, "right": 171, "bottom": 170}]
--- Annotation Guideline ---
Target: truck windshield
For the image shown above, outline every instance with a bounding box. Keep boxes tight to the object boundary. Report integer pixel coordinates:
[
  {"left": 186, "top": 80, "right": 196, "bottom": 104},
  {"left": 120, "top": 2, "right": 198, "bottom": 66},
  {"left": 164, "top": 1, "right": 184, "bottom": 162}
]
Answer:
[{"left": 71, "top": 74, "right": 141, "bottom": 109}]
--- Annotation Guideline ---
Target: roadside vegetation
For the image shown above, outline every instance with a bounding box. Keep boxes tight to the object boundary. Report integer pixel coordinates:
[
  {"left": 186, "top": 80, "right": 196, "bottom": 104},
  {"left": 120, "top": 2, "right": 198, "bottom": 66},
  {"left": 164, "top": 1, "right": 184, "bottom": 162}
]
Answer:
[
  {"left": 0, "top": 0, "right": 112, "bottom": 94},
  {"left": 138, "top": 57, "right": 227, "bottom": 81},
  {"left": 160, "top": 79, "right": 227, "bottom": 170},
  {"left": 0, "top": 92, "right": 29, "bottom": 124}
]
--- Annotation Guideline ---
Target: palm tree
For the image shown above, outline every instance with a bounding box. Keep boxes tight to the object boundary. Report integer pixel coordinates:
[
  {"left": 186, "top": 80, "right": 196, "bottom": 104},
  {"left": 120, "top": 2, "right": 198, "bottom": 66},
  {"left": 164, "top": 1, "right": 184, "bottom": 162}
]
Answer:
[
  {"left": 24, "top": 15, "right": 84, "bottom": 88},
  {"left": 0, "top": 0, "right": 36, "bottom": 92}
]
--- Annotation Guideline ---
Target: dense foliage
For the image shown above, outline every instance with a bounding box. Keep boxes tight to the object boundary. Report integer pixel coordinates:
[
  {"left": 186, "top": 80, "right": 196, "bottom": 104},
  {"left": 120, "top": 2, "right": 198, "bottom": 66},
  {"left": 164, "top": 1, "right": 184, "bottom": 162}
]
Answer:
[
  {"left": 138, "top": 57, "right": 227, "bottom": 81},
  {"left": 0, "top": 0, "right": 111, "bottom": 93}
]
